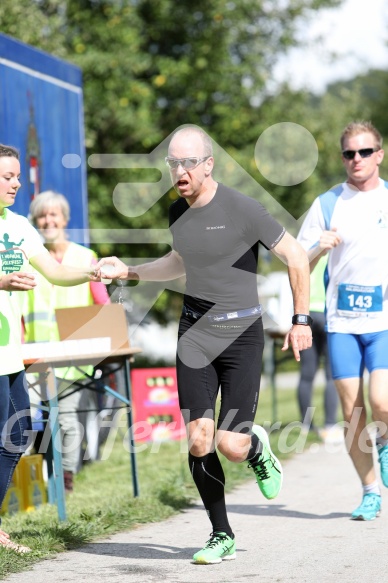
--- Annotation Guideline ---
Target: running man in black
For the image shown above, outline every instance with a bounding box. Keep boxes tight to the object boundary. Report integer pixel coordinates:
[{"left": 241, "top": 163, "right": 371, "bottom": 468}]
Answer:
[{"left": 97, "top": 126, "right": 312, "bottom": 564}]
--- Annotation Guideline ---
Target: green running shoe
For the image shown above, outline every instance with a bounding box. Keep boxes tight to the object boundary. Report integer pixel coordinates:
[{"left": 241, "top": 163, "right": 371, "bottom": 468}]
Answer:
[
  {"left": 192, "top": 532, "right": 236, "bottom": 564},
  {"left": 351, "top": 493, "right": 381, "bottom": 521},
  {"left": 378, "top": 444, "right": 388, "bottom": 487},
  {"left": 248, "top": 425, "right": 283, "bottom": 499}
]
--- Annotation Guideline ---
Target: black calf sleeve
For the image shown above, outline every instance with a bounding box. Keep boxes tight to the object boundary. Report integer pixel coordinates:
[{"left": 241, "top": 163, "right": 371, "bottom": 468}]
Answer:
[{"left": 189, "top": 451, "right": 233, "bottom": 537}]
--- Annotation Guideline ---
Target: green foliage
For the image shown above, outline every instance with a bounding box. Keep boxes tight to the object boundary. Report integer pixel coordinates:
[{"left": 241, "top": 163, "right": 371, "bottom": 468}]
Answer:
[
  {"left": 0, "top": 0, "right": 67, "bottom": 55},
  {"left": 2, "top": 0, "right": 374, "bottom": 320},
  {"left": 326, "top": 70, "right": 388, "bottom": 178},
  {"left": 1, "top": 0, "right": 345, "bottom": 205},
  {"left": 253, "top": 85, "right": 366, "bottom": 220}
]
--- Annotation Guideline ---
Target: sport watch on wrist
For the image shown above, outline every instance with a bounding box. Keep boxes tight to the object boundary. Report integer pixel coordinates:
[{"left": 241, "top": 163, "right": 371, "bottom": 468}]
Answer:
[{"left": 292, "top": 314, "right": 313, "bottom": 327}]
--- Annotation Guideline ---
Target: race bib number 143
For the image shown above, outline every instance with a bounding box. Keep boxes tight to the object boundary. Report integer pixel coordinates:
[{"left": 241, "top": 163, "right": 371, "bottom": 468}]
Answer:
[{"left": 337, "top": 283, "right": 383, "bottom": 316}]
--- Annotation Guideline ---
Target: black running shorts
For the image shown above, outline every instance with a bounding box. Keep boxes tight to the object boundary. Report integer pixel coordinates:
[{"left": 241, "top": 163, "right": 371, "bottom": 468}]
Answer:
[{"left": 176, "top": 314, "right": 265, "bottom": 434}]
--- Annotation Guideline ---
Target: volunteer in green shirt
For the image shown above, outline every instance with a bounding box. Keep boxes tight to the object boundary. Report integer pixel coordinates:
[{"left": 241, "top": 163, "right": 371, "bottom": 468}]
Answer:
[{"left": 0, "top": 144, "right": 96, "bottom": 553}]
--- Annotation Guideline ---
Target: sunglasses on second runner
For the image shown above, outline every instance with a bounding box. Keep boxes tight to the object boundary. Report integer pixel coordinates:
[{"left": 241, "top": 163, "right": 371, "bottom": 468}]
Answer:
[{"left": 342, "top": 148, "right": 379, "bottom": 160}]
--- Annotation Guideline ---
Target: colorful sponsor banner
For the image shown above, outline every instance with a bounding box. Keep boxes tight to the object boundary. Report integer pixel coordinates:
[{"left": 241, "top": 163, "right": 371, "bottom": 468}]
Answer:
[{"left": 131, "top": 367, "right": 185, "bottom": 442}]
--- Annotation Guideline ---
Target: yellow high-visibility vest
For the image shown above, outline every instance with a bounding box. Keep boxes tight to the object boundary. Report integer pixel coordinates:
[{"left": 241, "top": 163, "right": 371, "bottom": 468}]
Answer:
[
  {"left": 309, "top": 255, "right": 328, "bottom": 313},
  {"left": 23, "top": 242, "right": 96, "bottom": 380}
]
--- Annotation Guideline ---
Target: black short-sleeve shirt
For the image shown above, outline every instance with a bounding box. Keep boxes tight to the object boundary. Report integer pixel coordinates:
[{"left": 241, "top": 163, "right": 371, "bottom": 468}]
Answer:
[{"left": 169, "top": 183, "right": 285, "bottom": 314}]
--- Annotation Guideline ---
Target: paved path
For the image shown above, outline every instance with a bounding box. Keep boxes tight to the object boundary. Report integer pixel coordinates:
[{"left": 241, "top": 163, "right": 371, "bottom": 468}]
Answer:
[{"left": 6, "top": 440, "right": 388, "bottom": 583}]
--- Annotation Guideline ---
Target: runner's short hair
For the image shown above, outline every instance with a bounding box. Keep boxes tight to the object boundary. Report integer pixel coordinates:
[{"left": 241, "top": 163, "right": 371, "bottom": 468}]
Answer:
[{"left": 340, "top": 121, "right": 383, "bottom": 150}]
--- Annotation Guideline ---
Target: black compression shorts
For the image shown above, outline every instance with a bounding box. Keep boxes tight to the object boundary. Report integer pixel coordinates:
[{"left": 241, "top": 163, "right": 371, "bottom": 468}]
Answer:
[{"left": 176, "top": 314, "right": 265, "bottom": 434}]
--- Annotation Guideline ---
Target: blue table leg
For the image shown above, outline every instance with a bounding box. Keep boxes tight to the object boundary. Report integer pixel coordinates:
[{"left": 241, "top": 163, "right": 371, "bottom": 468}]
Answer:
[
  {"left": 45, "top": 368, "right": 67, "bottom": 521},
  {"left": 102, "top": 384, "right": 130, "bottom": 406},
  {"left": 123, "top": 359, "right": 139, "bottom": 497}
]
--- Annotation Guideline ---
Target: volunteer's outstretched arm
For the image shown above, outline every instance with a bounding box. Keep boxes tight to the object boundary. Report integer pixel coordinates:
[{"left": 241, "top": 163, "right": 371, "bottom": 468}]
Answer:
[{"left": 30, "top": 251, "right": 97, "bottom": 286}]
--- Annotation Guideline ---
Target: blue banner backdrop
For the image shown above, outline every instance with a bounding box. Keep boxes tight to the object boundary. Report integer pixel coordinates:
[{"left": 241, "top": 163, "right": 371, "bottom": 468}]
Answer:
[{"left": 0, "top": 33, "right": 88, "bottom": 243}]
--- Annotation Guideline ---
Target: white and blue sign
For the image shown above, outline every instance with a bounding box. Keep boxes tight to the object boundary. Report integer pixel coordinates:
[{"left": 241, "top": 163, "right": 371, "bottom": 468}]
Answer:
[{"left": 337, "top": 283, "right": 383, "bottom": 315}]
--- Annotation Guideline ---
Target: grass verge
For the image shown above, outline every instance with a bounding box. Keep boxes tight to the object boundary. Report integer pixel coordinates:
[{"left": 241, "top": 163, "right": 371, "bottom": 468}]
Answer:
[{"left": 0, "top": 383, "right": 325, "bottom": 579}]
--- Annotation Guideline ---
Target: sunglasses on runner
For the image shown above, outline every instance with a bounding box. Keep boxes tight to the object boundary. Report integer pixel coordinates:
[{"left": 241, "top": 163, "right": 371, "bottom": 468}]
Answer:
[
  {"left": 342, "top": 148, "right": 379, "bottom": 160},
  {"left": 165, "top": 156, "right": 209, "bottom": 170}
]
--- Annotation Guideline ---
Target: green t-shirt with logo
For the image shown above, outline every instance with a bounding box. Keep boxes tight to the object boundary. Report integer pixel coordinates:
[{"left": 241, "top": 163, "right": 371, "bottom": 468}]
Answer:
[{"left": 0, "top": 208, "right": 46, "bottom": 374}]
